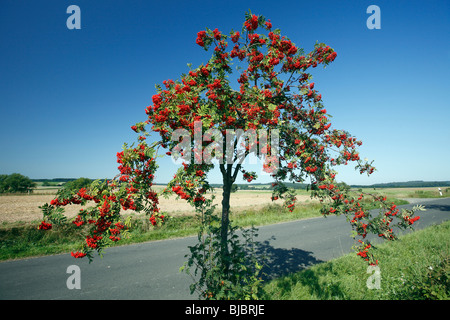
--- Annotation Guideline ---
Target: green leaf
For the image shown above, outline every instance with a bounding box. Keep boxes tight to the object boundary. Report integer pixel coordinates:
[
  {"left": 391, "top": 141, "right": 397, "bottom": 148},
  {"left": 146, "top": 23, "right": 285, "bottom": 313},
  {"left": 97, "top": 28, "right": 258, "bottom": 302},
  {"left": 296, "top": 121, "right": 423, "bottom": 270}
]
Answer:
[{"left": 268, "top": 103, "right": 277, "bottom": 111}]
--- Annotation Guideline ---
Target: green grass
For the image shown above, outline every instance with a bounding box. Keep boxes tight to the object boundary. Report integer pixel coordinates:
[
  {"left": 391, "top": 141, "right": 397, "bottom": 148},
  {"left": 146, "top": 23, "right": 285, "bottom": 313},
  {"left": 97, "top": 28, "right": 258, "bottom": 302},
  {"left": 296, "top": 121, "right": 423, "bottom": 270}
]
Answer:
[
  {"left": 0, "top": 223, "right": 84, "bottom": 260},
  {"left": 262, "top": 220, "right": 450, "bottom": 300},
  {"left": 0, "top": 215, "right": 203, "bottom": 261},
  {"left": 357, "top": 186, "right": 450, "bottom": 200},
  {"left": 409, "top": 190, "right": 446, "bottom": 198}
]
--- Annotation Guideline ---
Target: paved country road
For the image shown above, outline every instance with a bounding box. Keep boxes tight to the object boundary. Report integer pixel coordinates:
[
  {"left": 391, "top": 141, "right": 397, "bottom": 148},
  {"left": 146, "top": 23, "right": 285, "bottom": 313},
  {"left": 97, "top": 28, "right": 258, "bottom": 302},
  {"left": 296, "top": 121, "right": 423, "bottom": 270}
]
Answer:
[{"left": 0, "top": 198, "right": 449, "bottom": 300}]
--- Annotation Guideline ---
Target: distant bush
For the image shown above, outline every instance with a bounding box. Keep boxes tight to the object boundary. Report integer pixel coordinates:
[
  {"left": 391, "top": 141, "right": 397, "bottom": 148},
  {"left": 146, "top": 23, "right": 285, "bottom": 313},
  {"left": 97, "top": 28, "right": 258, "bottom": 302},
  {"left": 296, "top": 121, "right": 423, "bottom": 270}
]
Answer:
[
  {"left": 61, "top": 177, "right": 92, "bottom": 192},
  {"left": 42, "top": 181, "right": 60, "bottom": 187},
  {"left": 0, "top": 173, "right": 36, "bottom": 194}
]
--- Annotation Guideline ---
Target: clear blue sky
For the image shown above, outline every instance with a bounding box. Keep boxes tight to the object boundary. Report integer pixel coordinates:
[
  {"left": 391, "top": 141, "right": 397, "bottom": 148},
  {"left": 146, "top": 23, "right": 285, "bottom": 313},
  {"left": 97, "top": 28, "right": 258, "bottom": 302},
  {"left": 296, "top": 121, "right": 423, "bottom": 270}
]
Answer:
[{"left": 1, "top": 0, "right": 449, "bottom": 185}]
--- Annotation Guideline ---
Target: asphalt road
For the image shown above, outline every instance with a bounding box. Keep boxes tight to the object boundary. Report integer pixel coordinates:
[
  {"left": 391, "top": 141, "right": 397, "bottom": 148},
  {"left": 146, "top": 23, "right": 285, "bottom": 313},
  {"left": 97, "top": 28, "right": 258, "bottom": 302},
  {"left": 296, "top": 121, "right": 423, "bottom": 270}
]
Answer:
[{"left": 0, "top": 197, "right": 448, "bottom": 300}]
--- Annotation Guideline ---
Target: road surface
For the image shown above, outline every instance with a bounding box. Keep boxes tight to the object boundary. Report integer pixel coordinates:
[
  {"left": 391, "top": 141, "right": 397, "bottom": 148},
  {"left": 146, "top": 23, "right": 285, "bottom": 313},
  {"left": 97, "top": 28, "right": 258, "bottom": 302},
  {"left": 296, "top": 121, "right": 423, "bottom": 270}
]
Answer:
[{"left": 0, "top": 197, "right": 448, "bottom": 300}]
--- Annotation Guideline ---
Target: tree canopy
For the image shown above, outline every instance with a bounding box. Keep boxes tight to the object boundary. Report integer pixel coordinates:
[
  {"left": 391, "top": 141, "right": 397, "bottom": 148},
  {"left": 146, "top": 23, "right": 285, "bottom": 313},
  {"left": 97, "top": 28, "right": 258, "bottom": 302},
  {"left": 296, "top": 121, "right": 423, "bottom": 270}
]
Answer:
[{"left": 0, "top": 173, "right": 36, "bottom": 193}]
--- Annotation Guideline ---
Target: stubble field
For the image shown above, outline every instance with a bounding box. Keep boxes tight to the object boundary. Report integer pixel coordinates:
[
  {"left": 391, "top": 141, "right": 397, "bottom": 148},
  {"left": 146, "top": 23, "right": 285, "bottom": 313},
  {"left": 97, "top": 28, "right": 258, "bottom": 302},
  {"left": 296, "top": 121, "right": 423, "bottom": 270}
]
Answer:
[{"left": 0, "top": 187, "right": 313, "bottom": 224}]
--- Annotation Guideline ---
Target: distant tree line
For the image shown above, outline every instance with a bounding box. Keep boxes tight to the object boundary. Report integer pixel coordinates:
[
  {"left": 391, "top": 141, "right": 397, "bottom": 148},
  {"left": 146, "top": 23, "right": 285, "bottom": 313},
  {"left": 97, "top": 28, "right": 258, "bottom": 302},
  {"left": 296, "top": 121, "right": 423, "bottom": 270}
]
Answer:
[
  {"left": 211, "top": 182, "right": 309, "bottom": 191},
  {"left": 4, "top": 174, "right": 444, "bottom": 194},
  {"left": 213, "top": 180, "right": 450, "bottom": 191},
  {"left": 38, "top": 177, "right": 93, "bottom": 191},
  {"left": 0, "top": 175, "right": 97, "bottom": 194},
  {"left": 351, "top": 181, "right": 450, "bottom": 189},
  {"left": 33, "top": 178, "right": 79, "bottom": 183}
]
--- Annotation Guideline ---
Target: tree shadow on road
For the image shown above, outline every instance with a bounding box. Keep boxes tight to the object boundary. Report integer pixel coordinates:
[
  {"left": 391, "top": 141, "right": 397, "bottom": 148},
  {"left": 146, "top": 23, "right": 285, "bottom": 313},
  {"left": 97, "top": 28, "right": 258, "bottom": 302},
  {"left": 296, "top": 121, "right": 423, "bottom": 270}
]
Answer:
[
  {"left": 421, "top": 204, "right": 450, "bottom": 212},
  {"left": 254, "top": 236, "right": 352, "bottom": 299},
  {"left": 254, "top": 236, "right": 324, "bottom": 281}
]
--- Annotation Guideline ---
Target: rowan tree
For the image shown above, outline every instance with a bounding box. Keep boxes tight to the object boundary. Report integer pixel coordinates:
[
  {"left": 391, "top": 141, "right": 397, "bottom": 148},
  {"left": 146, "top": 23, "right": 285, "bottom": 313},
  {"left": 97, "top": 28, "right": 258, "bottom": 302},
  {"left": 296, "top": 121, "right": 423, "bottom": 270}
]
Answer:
[{"left": 38, "top": 11, "right": 422, "bottom": 299}]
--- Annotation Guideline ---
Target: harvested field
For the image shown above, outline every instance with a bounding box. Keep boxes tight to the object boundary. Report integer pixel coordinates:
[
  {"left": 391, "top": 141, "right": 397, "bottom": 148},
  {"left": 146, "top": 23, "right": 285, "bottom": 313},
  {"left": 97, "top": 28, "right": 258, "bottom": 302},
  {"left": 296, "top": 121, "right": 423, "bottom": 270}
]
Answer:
[
  {"left": 0, "top": 189, "right": 314, "bottom": 224},
  {"left": 0, "top": 194, "right": 59, "bottom": 224}
]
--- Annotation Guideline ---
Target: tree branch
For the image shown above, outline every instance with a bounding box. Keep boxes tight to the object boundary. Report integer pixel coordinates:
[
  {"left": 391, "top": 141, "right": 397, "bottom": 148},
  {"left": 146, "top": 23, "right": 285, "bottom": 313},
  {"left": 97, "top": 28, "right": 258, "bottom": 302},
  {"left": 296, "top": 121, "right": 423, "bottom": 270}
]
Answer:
[{"left": 231, "top": 163, "right": 242, "bottom": 183}]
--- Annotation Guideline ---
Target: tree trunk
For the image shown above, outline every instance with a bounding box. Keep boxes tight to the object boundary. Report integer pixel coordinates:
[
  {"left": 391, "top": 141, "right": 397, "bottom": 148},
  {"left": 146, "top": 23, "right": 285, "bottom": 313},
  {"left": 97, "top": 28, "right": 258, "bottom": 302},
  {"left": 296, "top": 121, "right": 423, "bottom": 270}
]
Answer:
[
  {"left": 219, "top": 162, "right": 240, "bottom": 272},
  {"left": 220, "top": 166, "right": 232, "bottom": 271}
]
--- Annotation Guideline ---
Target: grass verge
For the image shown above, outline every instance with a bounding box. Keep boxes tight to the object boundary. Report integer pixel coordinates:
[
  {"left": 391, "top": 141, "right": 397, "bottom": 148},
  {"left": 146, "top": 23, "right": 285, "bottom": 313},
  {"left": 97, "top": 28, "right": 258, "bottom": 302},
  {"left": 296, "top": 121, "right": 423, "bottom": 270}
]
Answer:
[{"left": 262, "top": 220, "right": 450, "bottom": 300}]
